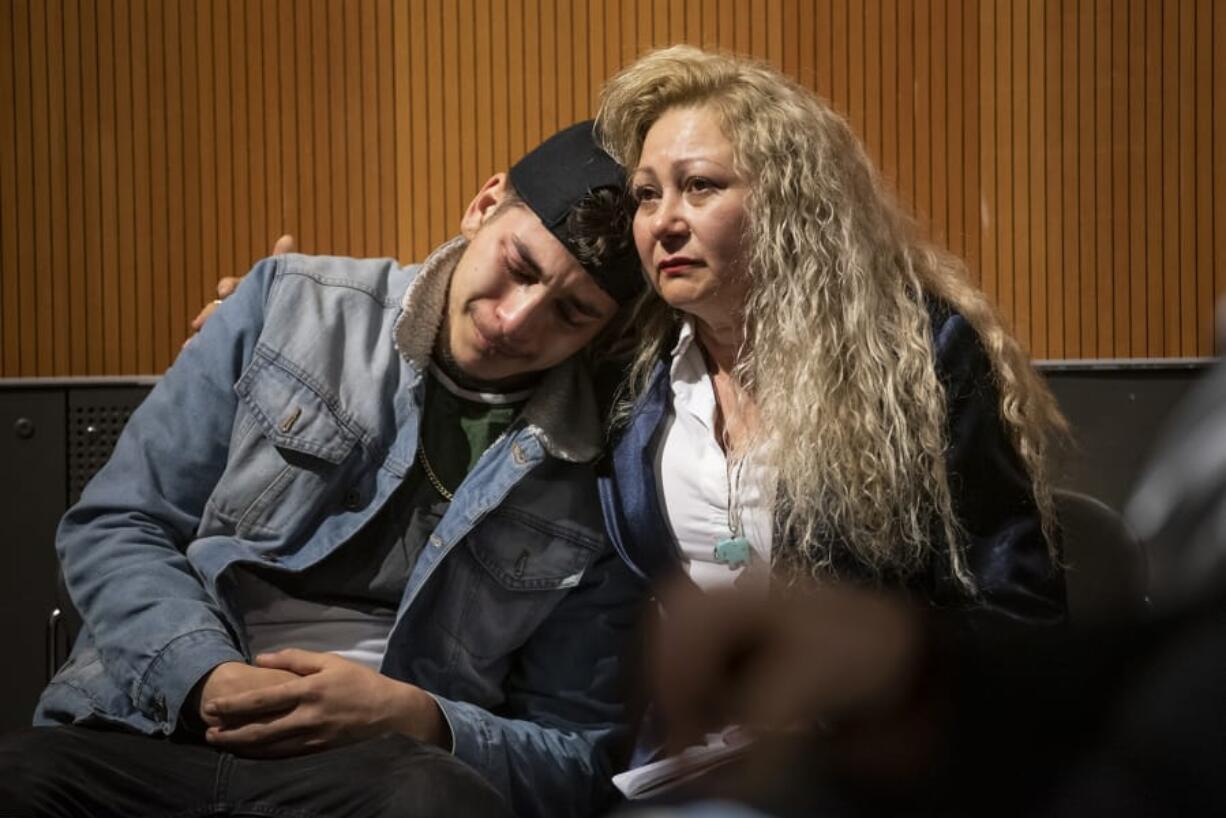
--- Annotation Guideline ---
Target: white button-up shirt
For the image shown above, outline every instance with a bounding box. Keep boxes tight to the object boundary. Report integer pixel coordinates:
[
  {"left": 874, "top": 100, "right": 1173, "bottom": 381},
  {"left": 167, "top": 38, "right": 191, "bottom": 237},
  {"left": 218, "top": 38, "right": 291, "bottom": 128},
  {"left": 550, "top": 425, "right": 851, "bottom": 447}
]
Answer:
[{"left": 655, "top": 319, "right": 775, "bottom": 592}]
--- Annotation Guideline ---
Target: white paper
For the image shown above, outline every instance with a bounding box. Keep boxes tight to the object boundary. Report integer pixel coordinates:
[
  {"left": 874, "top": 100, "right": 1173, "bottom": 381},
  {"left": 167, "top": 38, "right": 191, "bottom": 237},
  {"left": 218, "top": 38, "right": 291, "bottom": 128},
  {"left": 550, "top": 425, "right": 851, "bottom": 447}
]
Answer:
[{"left": 613, "top": 726, "right": 754, "bottom": 800}]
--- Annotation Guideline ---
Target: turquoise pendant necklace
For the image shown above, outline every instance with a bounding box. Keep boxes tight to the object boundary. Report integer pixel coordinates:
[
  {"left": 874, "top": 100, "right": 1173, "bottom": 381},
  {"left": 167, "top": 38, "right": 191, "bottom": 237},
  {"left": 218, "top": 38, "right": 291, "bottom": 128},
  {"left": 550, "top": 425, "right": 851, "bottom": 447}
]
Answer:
[{"left": 714, "top": 453, "right": 753, "bottom": 570}]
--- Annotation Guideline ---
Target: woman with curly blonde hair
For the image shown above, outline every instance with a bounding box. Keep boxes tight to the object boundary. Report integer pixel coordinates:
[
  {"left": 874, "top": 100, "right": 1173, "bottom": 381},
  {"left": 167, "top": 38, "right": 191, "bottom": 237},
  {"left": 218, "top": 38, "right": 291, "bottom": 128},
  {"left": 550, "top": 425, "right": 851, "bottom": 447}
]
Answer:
[{"left": 594, "top": 45, "right": 1066, "bottom": 626}]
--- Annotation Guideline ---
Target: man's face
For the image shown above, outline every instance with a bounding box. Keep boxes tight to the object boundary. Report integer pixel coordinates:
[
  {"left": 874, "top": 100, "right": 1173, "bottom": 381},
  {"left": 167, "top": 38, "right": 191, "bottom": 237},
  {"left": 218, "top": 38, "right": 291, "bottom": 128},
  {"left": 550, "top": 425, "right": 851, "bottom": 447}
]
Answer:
[{"left": 443, "top": 175, "right": 620, "bottom": 384}]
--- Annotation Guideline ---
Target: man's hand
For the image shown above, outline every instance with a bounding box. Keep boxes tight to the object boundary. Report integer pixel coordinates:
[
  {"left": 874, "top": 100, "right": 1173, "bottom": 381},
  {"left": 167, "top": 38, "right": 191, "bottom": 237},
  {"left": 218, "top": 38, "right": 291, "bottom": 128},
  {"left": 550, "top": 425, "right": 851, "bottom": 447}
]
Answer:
[
  {"left": 202, "top": 649, "right": 448, "bottom": 758},
  {"left": 184, "top": 234, "right": 296, "bottom": 343},
  {"left": 194, "top": 660, "right": 302, "bottom": 729}
]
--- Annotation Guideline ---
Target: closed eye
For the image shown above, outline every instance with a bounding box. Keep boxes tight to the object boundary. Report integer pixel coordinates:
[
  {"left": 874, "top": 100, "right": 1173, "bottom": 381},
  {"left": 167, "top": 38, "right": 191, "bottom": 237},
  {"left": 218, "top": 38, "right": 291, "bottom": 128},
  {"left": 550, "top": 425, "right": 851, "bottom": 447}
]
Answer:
[{"left": 556, "top": 302, "right": 583, "bottom": 327}]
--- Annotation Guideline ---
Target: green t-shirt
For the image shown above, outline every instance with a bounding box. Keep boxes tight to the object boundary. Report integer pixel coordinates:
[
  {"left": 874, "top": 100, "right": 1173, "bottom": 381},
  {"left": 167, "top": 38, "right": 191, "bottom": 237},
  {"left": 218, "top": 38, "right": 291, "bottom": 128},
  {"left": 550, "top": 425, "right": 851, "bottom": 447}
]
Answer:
[{"left": 416, "top": 371, "right": 525, "bottom": 496}]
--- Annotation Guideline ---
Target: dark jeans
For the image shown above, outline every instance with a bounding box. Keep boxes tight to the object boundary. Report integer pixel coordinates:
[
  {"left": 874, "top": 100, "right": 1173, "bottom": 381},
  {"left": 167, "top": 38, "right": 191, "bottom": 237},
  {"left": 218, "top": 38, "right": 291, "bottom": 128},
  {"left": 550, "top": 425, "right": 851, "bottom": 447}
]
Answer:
[{"left": 0, "top": 726, "right": 513, "bottom": 818}]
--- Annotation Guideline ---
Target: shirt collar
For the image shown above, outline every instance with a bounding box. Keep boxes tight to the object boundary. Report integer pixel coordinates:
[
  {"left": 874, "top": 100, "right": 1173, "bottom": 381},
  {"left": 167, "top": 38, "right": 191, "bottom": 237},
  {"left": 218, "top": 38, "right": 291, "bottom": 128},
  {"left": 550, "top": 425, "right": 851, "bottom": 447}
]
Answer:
[
  {"left": 669, "top": 315, "right": 699, "bottom": 363},
  {"left": 668, "top": 317, "right": 717, "bottom": 432}
]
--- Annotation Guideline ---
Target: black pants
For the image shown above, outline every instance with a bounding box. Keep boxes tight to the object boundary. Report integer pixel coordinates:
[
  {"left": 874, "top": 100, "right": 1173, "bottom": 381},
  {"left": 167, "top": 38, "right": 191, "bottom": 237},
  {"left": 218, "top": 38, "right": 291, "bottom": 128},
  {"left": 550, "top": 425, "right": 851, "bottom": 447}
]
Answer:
[{"left": 0, "top": 726, "right": 513, "bottom": 818}]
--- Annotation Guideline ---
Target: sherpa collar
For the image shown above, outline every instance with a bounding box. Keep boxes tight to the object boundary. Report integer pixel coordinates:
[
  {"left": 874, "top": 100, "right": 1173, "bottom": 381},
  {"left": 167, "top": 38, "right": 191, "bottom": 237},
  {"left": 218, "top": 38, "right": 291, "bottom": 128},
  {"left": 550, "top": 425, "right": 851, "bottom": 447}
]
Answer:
[{"left": 392, "top": 236, "right": 603, "bottom": 464}]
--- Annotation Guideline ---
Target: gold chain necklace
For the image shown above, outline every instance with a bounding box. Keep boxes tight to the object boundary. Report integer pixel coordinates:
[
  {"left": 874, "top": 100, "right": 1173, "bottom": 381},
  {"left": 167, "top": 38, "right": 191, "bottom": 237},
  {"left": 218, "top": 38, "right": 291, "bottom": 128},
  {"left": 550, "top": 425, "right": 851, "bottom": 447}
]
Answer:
[{"left": 417, "top": 441, "right": 454, "bottom": 501}]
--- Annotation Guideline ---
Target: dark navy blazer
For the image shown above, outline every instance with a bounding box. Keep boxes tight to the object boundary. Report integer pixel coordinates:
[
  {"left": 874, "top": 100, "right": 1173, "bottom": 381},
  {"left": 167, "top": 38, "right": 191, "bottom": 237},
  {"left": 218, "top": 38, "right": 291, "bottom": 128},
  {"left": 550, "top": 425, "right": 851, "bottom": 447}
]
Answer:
[{"left": 596, "top": 304, "right": 1068, "bottom": 628}]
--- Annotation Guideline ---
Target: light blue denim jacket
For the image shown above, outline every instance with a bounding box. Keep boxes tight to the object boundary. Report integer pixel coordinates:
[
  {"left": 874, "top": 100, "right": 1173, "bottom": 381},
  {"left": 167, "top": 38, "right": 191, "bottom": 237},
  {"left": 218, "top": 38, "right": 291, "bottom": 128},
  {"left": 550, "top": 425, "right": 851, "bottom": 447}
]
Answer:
[{"left": 35, "top": 239, "right": 645, "bottom": 818}]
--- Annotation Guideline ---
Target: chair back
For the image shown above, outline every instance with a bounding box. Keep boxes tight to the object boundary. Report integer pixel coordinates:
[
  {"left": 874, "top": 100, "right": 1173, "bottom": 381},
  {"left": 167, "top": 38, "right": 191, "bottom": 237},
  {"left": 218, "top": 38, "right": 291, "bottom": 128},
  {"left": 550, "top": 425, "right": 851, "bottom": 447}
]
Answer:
[{"left": 1055, "top": 488, "right": 1149, "bottom": 625}]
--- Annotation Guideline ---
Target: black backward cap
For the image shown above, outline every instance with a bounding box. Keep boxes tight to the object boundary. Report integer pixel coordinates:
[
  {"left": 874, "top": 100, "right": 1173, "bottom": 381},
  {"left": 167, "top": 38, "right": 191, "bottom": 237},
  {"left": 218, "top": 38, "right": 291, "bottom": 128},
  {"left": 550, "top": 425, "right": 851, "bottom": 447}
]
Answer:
[{"left": 508, "top": 120, "right": 643, "bottom": 304}]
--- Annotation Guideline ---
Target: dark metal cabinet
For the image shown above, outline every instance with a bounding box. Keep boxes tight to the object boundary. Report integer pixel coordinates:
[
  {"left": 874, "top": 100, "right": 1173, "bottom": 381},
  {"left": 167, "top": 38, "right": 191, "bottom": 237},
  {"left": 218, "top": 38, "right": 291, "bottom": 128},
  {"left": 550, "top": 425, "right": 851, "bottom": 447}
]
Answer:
[{"left": 0, "top": 379, "right": 153, "bottom": 735}]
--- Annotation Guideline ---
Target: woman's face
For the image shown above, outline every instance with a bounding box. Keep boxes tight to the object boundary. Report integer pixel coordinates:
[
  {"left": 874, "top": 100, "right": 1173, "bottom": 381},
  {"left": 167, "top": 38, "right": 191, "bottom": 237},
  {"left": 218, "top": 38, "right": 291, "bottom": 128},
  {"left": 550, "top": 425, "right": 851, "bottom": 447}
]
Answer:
[{"left": 630, "top": 105, "right": 751, "bottom": 331}]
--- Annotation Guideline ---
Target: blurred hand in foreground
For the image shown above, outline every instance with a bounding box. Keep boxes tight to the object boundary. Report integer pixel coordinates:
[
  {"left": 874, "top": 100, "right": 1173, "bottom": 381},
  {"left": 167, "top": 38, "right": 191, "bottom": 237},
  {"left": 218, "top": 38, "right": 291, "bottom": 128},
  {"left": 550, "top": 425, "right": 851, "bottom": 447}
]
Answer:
[{"left": 652, "top": 580, "right": 926, "bottom": 754}]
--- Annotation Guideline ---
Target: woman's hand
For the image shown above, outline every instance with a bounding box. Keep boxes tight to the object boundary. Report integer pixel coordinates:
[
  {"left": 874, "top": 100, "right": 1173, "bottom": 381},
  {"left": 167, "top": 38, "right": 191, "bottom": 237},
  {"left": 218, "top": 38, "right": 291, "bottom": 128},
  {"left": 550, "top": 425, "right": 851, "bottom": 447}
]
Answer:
[{"left": 184, "top": 234, "right": 295, "bottom": 343}]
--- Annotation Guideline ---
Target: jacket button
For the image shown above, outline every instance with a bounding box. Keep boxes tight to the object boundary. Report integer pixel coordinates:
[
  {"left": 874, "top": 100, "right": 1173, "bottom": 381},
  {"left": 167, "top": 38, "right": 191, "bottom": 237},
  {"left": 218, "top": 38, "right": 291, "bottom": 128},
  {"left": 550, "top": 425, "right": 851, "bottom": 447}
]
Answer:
[
  {"left": 343, "top": 488, "right": 362, "bottom": 510},
  {"left": 511, "top": 443, "right": 527, "bottom": 465},
  {"left": 279, "top": 406, "right": 302, "bottom": 433},
  {"left": 429, "top": 534, "right": 443, "bottom": 549}
]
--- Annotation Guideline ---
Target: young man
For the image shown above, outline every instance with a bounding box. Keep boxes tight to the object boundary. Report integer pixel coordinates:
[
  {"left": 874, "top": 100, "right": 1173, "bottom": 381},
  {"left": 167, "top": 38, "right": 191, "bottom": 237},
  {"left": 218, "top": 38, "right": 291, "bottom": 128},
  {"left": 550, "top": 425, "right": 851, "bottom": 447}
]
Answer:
[{"left": 0, "top": 122, "right": 646, "bottom": 818}]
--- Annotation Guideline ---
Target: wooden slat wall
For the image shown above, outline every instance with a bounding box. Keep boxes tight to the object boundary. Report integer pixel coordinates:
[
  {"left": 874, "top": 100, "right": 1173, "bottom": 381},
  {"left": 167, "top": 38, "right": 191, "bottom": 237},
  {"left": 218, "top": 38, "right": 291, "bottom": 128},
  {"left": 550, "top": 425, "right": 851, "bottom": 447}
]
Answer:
[{"left": 1, "top": 0, "right": 1224, "bottom": 375}]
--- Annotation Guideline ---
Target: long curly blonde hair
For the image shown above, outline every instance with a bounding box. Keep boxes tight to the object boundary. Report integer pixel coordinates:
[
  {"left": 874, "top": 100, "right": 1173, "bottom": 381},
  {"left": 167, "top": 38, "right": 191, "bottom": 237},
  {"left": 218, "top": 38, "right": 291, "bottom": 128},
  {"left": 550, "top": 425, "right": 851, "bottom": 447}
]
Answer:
[{"left": 597, "top": 46, "right": 1066, "bottom": 592}]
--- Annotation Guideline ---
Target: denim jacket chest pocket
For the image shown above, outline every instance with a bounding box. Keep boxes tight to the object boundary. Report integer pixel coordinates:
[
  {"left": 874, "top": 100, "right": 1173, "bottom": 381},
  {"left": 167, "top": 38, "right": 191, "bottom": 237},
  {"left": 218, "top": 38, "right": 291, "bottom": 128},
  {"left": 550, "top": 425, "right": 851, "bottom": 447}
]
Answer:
[
  {"left": 435, "top": 507, "right": 604, "bottom": 662},
  {"left": 202, "top": 350, "right": 363, "bottom": 541}
]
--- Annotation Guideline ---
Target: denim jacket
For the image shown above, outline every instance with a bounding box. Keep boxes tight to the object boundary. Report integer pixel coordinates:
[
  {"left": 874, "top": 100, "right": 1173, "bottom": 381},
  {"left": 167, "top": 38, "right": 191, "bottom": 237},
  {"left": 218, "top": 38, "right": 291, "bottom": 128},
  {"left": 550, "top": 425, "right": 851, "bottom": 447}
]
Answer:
[
  {"left": 35, "top": 239, "right": 645, "bottom": 818},
  {"left": 598, "top": 302, "right": 1067, "bottom": 628}
]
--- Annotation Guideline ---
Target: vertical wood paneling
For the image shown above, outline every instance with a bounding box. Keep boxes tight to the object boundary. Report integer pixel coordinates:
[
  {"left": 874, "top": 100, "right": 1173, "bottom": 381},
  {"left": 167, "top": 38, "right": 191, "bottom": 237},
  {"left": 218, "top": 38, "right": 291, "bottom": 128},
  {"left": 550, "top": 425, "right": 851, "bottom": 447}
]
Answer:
[
  {"left": 962, "top": 1, "right": 980, "bottom": 287},
  {"left": 129, "top": 0, "right": 152, "bottom": 373},
  {"left": 1026, "top": 0, "right": 1046, "bottom": 358},
  {"left": 506, "top": 0, "right": 525, "bottom": 181},
  {"left": 0, "top": 0, "right": 18, "bottom": 375},
  {"left": 1161, "top": 0, "right": 1179, "bottom": 355},
  {"left": 997, "top": 0, "right": 1014, "bottom": 331},
  {"left": 325, "top": 1, "right": 347, "bottom": 255},
  {"left": 146, "top": 0, "right": 169, "bottom": 371},
  {"left": 46, "top": 0, "right": 70, "bottom": 374},
  {"left": 1216, "top": 1, "right": 1226, "bottom": 353},
  {"left": 226, "top": 0, "right": 249, "bottom": 272},
  {"left": 97, "top": 0, "right": 120, "bottom": 371},
  {"left": 1193, "top": 0, "right": 1212, "bottom": 354},
  {"left": 242, "top": 1, "right": 263, "bottom": 261},
  {"left": 260, "top": 1, "right": 282, "bottom": 256},
  {"left": 377, "top": 0, "right": 397, "bottom": 253},
  {"left": 308, "top": 0, "right": 329, "bottom": 251},
  {"left": 1177, "top": 0, "right": 1195, "bottom": 356},
  {"left": 863, "top": 0, "right": 880, "bottom": 170},
  {"left": 878, "top": 0, "right": 896, "bottom": 190},
  {"left": 913, "top": 0, "right": 930, "bottom": 228},
  {"left": 895, "top": 0, "right": 913, "bottom": 214},
  {"left": 522, "top": 0, "right": 540, "bottom": 154},
  {"left": 947, "top": 0, "right": 963, "bottom": 253},
  {"left": 1110, "top": 0, "right": 1128, "bottom": 358},
  {"left": 1093, "top": 0, "right": 1112, "bottom": 357},
  {"left": 1061, "top": 2, "right": 1080, "bottom": 355},
  {"left": 702, "top": 0, "right": 717, "bottom": 49},
  {"left": 29, "top": 0, "right": 55, "bottom": 375},
  {"left": 113, "top": 0, "right": 135, "bottom": 372},
  {"left": 848, "top": 0, "right": 864, "bottom": 142},
  {"left": 212, "top": 0, "right": 236, "bottom": 302},
  {"left": 290, "top": 0, "right": 313, "bottom": 254},
  {"left": 344, "top": 0, "right": 364, "bottom": 256},
  {"left": 555, "top": 0, "right": 572, "bottom": 126},
  {"left": 2, "top": 0, "right": 1225, "bottom": 375},
  {"left": 1143, "top": 0, "right": 1162, "bottom": 355},
  {"left": 816, "top": 0, "right": 831, "bottom": 101},
  {"left": 928, "top": 0, "right": 946, "bottom": 249},
  {"left": 171, "top": 0, "right": 192, "bottom": 366},
  {"left": 408, "top": 0, "right": 429, "bottom": 259},
  {"left": 12, "top": 0, "right": 34, "bottom": 374},
  {"left": 1012, "top": 0, "right": 1030, "bottom": 347},
  {"left": 979, "top": 0, "right": 997, "bottom": 306},
  {"left": 1044, "top": 0, "right": 1063, "bottom": 356},
  {"left": 392, "top": 0, "right": 412, "bottom": 257},
  {"left": 568, "top": 0, "right": 586, "bottom": 121},
  {"left": 460, "top": 0, "right": 479, "bottom": 211},
  {"left": 64, "top": 0, "right": 88, "bottom": 372},
  {"left": 1127, "top": 0, "right": 1146, "bottom": 357},
  {"left": 1077, "top": 1, "right": 1096, "bottom": 356},
  {"left": 193, "top": 1, "right": 214, "bottom": 322}
]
